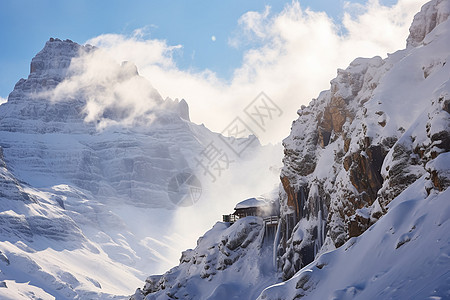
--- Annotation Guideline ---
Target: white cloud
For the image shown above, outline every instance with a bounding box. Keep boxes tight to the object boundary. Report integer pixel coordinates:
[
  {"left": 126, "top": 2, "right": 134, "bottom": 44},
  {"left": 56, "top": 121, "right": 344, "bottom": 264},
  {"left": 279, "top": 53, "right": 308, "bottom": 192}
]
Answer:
[
  {"left": 40, "top": 0, "right": 429, "bottom": 271},
  {"left": 0, "top": 96, "right": 7, "bottom": 105},
  {"left": 37, "top": 45, "right": 165, "bottom": 130},
  {"left": 80, "top": 0, "right": 427, "bottom": 143},
  {"left": 230, "top": 5, "right": 271, "bottom": 46},
  {"left": 342, "top": 0, "right": 426, "bottom": 50}
]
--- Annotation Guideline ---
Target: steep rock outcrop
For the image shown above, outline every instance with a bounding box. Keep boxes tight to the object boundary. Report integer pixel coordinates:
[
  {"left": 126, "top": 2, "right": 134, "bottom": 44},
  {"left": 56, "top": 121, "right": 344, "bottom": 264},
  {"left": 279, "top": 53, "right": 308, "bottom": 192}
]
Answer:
[
  {"left": 0, "top": 38, "right": 224, "bottom": 208},
  {"left": 132, "top": 217, "right": 277, "bottom": 300},
  {"left": 259, "top": 181, "right": 450, "bottom": 300},
  {"left": 277, "top": 0, "right": 450, "bottom": 279},
  {"left": 0, "top": 147, "right": 32, "bottom": 203},
  {"left": 132, "top": 1, "right": 449, "bottom": 298},
  {"left": 407, "top": 0, "right": 450, "bottom": 47}
]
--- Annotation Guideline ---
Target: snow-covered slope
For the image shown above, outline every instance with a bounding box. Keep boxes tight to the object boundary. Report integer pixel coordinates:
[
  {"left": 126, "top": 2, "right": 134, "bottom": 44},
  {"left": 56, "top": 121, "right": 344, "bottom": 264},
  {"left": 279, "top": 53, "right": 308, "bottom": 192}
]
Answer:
[
  {"left": 0, "top": 149, "right": 142, "bottom": 299},
  {"left": 259, "top": 180, "right": 450, "bottom": 299},
  {"left": 277, "top": 0, "right": 450, "bottom": 280},
  {"left": 135, "top": 1, "right": 449, "bottom": 299},
  {"left": 0, "top": 38, "right": 202, "bottom": 207},
  {"left": 0, "top": 39, "right": 282, "bottom": 298},
  {"left": 261, "top": 0, "right": 450, "bottom": 298},
  {"left": 132, "top": 217, "right": 277, "bottom": 300}
]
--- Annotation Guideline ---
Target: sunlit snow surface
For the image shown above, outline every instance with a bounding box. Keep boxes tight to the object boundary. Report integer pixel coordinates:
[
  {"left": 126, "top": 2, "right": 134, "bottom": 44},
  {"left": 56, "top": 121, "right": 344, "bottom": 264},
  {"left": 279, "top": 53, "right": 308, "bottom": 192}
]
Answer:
[
  {"left": 133, "top": 217, "right": 279, "bottom": 300},
  {"left": 258, "top": 0, "right": 450, "bottom": 298},
  {"left": 135, "top": 0, "right": 450, "bottom": 299},
  {"left": 1, "top": 0, "right": 450, "bottom": 298},
  {"left": 259, "top": 180, "right": 450, "bottom": 300},
  {"left": 0, "top": 38, "right": 282, "bottom": 298}
]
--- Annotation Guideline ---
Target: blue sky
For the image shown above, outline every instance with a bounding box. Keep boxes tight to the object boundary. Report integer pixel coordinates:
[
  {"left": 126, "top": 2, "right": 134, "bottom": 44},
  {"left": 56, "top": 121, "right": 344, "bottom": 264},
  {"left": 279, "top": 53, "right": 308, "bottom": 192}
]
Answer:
[{"left": 0, "top": 0, "right": 398, "bottom": 99}]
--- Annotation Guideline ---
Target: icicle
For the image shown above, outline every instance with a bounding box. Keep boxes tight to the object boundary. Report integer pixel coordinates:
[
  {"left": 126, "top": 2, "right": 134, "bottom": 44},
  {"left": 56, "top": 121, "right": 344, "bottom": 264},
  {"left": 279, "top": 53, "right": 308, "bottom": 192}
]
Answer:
[
  {"left": 318, "top": 209, "right": 323, "bottom": 249},
  {"left": 273, "top": 221, "right": 282, "bottom": 268}
]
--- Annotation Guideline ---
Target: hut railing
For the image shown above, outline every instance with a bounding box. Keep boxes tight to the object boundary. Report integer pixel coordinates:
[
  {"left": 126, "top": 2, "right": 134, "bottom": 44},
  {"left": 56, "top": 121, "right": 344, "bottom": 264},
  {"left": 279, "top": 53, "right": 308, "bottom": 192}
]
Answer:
[
  {"left": 222, "top": 214, "right": 239, "bottom": 223},
  {"left": 263, "top": 216, "right": 279, "bottom": 225}
]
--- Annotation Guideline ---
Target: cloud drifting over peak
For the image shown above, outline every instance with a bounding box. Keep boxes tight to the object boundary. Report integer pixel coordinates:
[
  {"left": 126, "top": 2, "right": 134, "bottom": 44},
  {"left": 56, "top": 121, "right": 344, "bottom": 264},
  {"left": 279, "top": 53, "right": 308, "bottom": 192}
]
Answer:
[
  {"left": 39, "top": 45, "right": 164, "bottom": 130},
  {"left": 82, "top": 0, "right": 427, "bottom": 143}
]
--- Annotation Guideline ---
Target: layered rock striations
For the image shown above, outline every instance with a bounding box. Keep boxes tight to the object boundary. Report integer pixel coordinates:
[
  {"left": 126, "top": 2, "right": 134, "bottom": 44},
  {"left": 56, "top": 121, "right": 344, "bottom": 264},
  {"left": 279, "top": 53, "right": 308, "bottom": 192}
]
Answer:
[
  {"left": 132, "top": 0, "right": 450, "bottom": 300},
  {"left": 134, "top": 2, "right": 449, "bottom": 299},
  {"left": 277, "top": 0, "right": 450, "bottom": 279},
  {"left": 0, "top": 38, "right": 272, "bottom": 298},
  {"left": 0, "top": 38, "right": 216, "bottom": 208}
]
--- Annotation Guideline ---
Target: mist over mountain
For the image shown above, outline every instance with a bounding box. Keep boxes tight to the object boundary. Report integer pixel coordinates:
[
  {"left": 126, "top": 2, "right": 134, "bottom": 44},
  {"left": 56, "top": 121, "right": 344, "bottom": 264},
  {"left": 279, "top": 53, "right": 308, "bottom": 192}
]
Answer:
[
  {"left": 0, "top": 0, "right": 448, "bottom": 300},
  {"left": 132, "top": 0, "right": 450, "bottom": 299},
  {"left": 0, "top": 38, "right": 281, "bottom": 299}
]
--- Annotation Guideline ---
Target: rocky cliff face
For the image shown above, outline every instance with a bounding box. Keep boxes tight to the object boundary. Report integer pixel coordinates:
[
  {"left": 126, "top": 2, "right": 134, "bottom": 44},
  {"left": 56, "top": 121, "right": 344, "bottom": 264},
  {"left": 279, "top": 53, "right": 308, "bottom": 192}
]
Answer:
[
  {"left": 132, "top": 217, "right": 278, "bottom": 300},
  {"left": 133, "top": 2, "right": 449, "bottom": 299},
  {"left": 277, "top": 0, "right": 450, "bottom": 279},
  {"left": 0, "top": 38, "right": 214, "bottom": 208},
  {"left": 0, "top": 38, "right": 278, "bottom": 298},
  {"left": 3, "top": 39, "right": 94, "bottom": 133}
]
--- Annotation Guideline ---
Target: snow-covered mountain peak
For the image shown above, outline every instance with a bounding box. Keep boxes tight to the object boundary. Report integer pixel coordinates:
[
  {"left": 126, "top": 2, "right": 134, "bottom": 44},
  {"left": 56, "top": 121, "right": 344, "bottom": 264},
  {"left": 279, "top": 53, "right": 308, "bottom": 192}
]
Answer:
[
  {"left": 0, "top": 35, "right": 282, "bottom": 298},
  {"left": 29, "top": 38, "right": 93, "bottom": 77},
  {"left": 162, "top": 97, "right": 190, "bottom": 121},
  {"left": 1, "top": 38, "right": 191, "bottom": 134},
  {"left": 407, "top": 0, "right": 450, "bottom": 47},
  {"left": 7, "top": 38, "right": 82, "bottom": 104},
  {"left": 1, "top": 0, "right": 448, "bottom": 298}
]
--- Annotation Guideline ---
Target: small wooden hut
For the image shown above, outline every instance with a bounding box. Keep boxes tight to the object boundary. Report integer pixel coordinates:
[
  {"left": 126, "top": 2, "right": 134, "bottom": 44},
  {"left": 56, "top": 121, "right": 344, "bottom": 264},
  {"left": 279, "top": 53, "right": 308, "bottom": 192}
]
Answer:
[
  {"left": 222, "top": 197, "right": 279, "bottom": 227},
  {"left": 233, "top": 197, "right": 272, "bottom": 218}
]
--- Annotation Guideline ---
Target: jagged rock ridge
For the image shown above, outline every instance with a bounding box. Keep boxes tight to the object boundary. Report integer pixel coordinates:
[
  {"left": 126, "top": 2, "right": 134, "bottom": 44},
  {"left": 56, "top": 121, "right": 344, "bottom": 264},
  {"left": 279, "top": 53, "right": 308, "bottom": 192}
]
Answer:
[
  {"left": 0, "top": 38, "right": 275, "bottom": 299},
  {"left": 134, "top": 1, "right": 450, "bottom": 299},
  {"left": 278, "top": 0, "right": 450, "bottom": 281},
  {"left": 132, "top": 217, "right": 277, "bottom": 300},
  {"left": 1, "top": 38, "right": 209, "bottom": 208}
]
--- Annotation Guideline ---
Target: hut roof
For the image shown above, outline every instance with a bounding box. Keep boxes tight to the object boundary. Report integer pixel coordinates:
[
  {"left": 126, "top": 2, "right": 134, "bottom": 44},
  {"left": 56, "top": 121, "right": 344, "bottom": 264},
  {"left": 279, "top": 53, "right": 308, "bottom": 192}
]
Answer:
[{"left": 234, "top": 197, "right": 268, "bottom": 210}]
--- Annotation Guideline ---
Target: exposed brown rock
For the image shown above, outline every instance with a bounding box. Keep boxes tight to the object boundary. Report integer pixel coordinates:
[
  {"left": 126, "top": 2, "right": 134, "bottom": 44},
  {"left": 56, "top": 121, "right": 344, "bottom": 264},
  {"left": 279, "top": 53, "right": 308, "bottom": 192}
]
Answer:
[
  {"left": 431, "top": 169, "right": 450, "bottom": 192},
  {"left": 344, "top": 146, "right": 384, "bottom": 205},
  {"left": 344, "top": 137, "right": 351, "bottom": 153},
  {"left": 317, "top": 96, "right": 352, "bottom": 147},
  {"left": 281, "top": 176, "right": 297, "bottom": 212},
  {"left": 281, "top": 176, "right": 310, "bottom": 219},
  {"left": 414, "top": 145, "right": 426, "bottom": 160},
  {"left": 443, "top": 99, "right": 450, "bottom": 113},
  {"left": 343, "top": 155, "right": 351, "bottom": 171},
  {"left": 348, "top": 214, "right": 370, "bottom": 238},
  {"left": 326, "top": 97, "right": 347, "bottom": 132}
]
